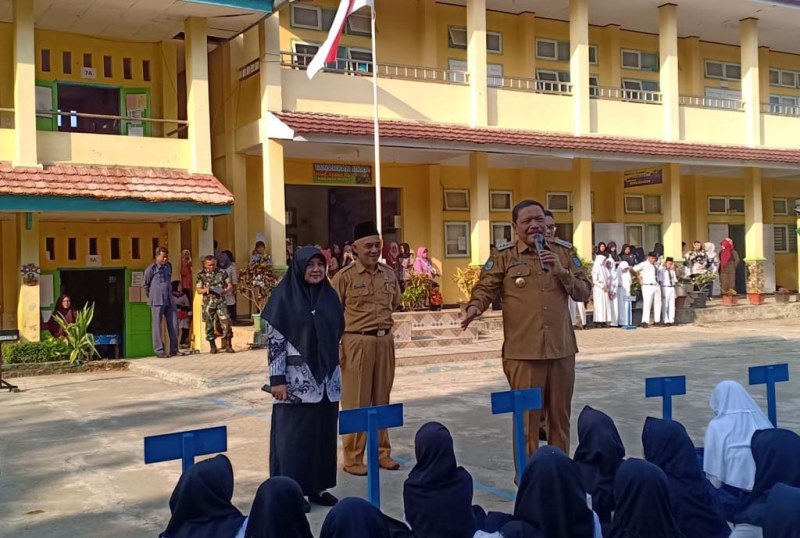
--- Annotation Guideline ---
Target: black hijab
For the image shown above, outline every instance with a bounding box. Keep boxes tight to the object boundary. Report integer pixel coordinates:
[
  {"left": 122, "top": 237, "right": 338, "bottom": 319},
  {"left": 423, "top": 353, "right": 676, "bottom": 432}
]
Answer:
[
  {"left": 514, "top": 445, "right": 595, "bottom": 537},
  {"left": 733, "top": 428, "right": 800, "bottom": 527},
  {"left": 263, "top": 246, "right": 344, "bottom": 384},
  {"left": 607, "top": 242, "right": 620, "bottom": 261},
  {"left": 403, "top": 422, "right": 476, "bottom": 538},
  {"left": 573, "top": 405, "right": 625, "bottom": 524},
  {"left": 320, "top": 497, "right": 391, "bottom": 538},
  {"left": 642, "top": 417, "right": 730, "bottom": 538},
  {"left": 609, "top": 458, "right": 684, "bottom": 538},
  {"left": 634, "top": 247, "right": 646, "bottom": 264},
  {"left": 244, "top": 477, "right": 312, "bottom": 538},
  {"left": 498, "top": 521, "right": 542, "bottom": 538},
  {"left": 764, "top": 484, "right": 800, "bottom": 538},
  {"left": 160, "top": 454, "right": 245, "bottom": 538}
]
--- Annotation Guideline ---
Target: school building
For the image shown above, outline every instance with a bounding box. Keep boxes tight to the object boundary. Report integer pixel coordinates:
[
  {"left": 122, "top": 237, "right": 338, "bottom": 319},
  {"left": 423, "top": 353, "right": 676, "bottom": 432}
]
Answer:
[
  {"left": 0, "top": 0, "right": 275, "bottom": 353},
  {"left": 210, "top": 0, "right": 800, "bottom": 304}
]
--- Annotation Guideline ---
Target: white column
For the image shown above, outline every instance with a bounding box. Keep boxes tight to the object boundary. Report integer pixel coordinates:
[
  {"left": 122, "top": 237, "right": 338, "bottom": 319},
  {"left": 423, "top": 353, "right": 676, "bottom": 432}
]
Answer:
[
  {"left": 740, "top": 18, "right": 761, "bottom": 147},
  {"left": 469, "top": 153, "right": 491, "bottom": 266},
  {"left": 185, "top": 17, "right": 212, "bottom": 174},
  {"left": 467, "top": 0, "right": 488, "bottom": 127},
  {"left": 12, "top": 0, "right": 37, "bottom": 167},
  {"left": 569, "top": 0, "right": 590, "bottom": 135},
  {"left": 659, "top": 4, "right": 680, "bottom": 141}
]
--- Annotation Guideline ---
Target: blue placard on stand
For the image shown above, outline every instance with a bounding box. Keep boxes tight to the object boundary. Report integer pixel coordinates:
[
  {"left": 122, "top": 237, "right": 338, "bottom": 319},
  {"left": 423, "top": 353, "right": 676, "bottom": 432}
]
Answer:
[
  {"left": 645, "top": 376, "right": 686, "bottom": 420},
  {"left": 622, "top": 295, "right": 637, "bottom": 330},
  {"left": 339, "top": 404, "right": 404, "bottom": 508},
  {"left": 491, "top": 388, "right": 542, "bottom": 483},
  {"left": 749, "top": 363, "right": 789, "bottom": 427},
  {"left": 144, "top": 426, "right": 228, "bottom": 472}
]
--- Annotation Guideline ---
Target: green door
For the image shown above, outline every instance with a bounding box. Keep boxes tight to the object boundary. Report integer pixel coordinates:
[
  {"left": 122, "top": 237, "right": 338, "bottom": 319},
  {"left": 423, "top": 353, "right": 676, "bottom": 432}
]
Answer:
[
  {"left": 120, "top": 88, "right": 151, "bottom": 137},
  {"left": 35, "top": 80, "right": 58, "bottom": 132},
  {"left": 39, "top": 270, "right": 61, "bottom": 339},
  {"left": 124, "top": 269, "right": 153, "bottom": 358}
]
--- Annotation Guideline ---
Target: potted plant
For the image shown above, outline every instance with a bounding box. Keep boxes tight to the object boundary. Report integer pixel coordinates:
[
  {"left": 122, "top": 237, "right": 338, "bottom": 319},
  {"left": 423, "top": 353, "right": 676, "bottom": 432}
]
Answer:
[
  {"left": 721, "top": 289, "right": 739, "bottom": 307},
  {"left": 453, "top": 266, "right": 481, "bottom": 315},
  {"left": 776, "top": 287, "right": 791, "bottom": 304},
  {"left": 746, "top": 260, "right": 765, "bottom": 305},
  {"left": 401, "top": 270, "right": 433, "bottom": 311},
  {"left": 53, "top": 303, "right": 99, "bottom": 364},
  {"left": 689, "top": 272, "right": 716, "bottom": 309},
  {"left": 675, "top": 276, "right": 692, "bottom": 309},
  {"left": 238, "top": 257, "right": 281, "bottom": 331}
]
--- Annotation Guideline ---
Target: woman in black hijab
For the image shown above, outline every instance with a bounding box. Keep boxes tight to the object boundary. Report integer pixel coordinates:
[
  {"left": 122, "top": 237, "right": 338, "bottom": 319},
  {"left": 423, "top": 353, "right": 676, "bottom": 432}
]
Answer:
[
  {"left": 513, "top": 445, "right": 597, "bottom": 537},
  {"left": 263, "top": 246, "right": 345, "bottom": 509},
  {"left": 403, "top": 422, "right": 482, "bottom": 538},
  {"left": 620, "top": 245, "right": 636, "bottom": 267},
  {"left": 320, "top": 497, "right": 391, "bottom": 538},
  {"left": 160, "top": 454, "right": 245, "bottom": 538},
  {"left": 642, "top": 417, "right": 730, "bottom": 538},
  {"left": 609, "top": 458, "right": 685, "bottom": 538},
  {"left": 607, "top": 242, "right": 620, "bottom": 262},
  {"left": 764, "top": 484, "right": 800, "bottom": 538},
  {"left": 244, "top": 477, "right": 312, "bottom": 538},
  {"left": 573, "top": 406, "right": 625, "bottom": 525}
]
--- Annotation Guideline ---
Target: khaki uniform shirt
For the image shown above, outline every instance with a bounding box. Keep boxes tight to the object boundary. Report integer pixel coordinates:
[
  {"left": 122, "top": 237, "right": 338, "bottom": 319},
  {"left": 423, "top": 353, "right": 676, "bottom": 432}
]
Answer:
[
  {"left": 332, "top": 259, "right": 401, "bottom": 332},
  {"left": 468, "top": 239, "right": 592, "bottom": 360}
]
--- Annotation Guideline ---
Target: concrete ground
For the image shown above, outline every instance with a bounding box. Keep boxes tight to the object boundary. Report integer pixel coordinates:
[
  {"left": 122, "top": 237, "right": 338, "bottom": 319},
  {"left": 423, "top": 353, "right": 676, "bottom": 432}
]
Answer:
[{"left": 1, "top": 319, "right": 799, "bottom": 537}]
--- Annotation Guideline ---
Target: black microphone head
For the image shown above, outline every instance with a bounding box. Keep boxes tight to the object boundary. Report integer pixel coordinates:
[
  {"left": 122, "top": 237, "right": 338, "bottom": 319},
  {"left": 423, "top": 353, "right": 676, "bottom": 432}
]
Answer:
[{"left": 533, "top": 233, "right": 545, "bottom": 249}]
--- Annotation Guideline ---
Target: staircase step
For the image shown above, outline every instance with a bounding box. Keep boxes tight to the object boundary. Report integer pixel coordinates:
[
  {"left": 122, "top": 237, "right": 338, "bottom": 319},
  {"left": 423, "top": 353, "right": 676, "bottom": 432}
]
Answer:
[
  {"left": 412, "top": 326, "right": 478, "bottom": 338},
  {"left": 396, "top": 334, "right": 478, "bottom": 349}
]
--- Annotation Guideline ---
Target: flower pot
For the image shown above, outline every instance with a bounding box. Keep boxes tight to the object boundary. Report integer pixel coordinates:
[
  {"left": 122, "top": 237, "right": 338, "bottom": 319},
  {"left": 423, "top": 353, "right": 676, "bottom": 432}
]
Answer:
[
  {"left": 689, "top": 292, "right": 707, "bottom": 309},
  {"left": 252, "top": 313, "right": 267, "bottom": 332},
  {"left": 675, "top": 296, "right": 687, "bottom": 309},
  {"left": 722, "top": 294, "right": 738, "bottom": 307},
  {"left": 776, "top": 292, "right": 791, "bottom": 304},
  {"left": 748, "top": 293, "right": 765, "bottom": 305}
]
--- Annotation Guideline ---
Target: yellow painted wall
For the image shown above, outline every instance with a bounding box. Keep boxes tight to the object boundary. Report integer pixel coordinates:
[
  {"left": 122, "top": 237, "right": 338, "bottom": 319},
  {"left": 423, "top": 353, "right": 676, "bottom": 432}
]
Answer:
[
  {"left": 699, "top": 41, "right": 742, "bottom": 94},
  {"left": 681, "top": 107, "right": 746, "bottom": 145},
  {"left": 0, "top": 128, "right": 14, "bottom": 162},
  {"left": 771, "top": 179, "right": 800, "bottom": 288},
  {"left": 488, "top": 89, "right": 571, "bottom": 131},
  {"left": 618, "top": 30, "right": 659, "bottom": 86},
  {"left": 37, "top": 131, "right": 190, "bottom": 169},
  {"left": 592, "top": 99, "right": 663, "bottom": 138},
  {"left": 209, "top": 46, "right": 227, "bottom": 138},
  {"left": 0, "top": 23, "right": 13, "bottom": 120}
]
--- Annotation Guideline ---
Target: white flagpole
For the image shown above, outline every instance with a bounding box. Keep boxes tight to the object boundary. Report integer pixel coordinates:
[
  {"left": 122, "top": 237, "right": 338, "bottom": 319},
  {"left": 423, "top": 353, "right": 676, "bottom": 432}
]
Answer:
[{"left": 370, "top": 3, "right": 382, "bottom": 237}]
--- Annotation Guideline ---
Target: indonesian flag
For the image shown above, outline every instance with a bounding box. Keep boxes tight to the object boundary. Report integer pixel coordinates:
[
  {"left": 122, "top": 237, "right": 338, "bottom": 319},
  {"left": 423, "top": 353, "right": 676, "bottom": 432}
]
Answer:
[{"left": 307, "top": 0, "right": 374, "bottom": 80}]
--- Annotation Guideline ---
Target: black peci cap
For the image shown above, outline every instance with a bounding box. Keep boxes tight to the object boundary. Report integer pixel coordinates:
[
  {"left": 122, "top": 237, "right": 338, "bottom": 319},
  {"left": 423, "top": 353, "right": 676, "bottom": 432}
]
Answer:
[{"left": 353, "top": 221, "right": 380, "bottom": 241}]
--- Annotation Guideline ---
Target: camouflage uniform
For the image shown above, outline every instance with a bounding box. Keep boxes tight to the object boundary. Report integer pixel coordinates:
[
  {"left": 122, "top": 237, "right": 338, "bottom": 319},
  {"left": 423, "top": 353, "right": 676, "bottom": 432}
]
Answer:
[{"left": 196, "top": 268, "right": 233, "bottom": 343}]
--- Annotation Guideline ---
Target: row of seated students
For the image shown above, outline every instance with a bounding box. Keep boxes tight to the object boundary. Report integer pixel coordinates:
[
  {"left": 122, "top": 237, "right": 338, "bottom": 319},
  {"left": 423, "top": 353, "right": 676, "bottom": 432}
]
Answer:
[{"left": 159, "top": 380, "right": 800, "bottom": 538}]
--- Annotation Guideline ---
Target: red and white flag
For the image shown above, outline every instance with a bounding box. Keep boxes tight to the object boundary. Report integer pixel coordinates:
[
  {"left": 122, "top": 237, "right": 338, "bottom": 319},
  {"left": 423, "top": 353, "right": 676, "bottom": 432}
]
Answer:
[{"left": 306, "top": 0, "right": 374, "bottom": 80}]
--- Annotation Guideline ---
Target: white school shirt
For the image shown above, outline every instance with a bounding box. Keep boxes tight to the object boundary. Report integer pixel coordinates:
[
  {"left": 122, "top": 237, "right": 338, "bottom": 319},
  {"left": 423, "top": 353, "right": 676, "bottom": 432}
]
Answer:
[
  {"left": 633, "top": 261, "right": 659, "bottom": 285},
  {"left": 659, "top": 267, "right": 677, "bottom": 288}
]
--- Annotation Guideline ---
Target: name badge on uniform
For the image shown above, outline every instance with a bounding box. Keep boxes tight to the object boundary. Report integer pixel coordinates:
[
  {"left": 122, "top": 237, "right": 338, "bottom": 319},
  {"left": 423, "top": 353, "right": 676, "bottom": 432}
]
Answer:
[
  {"left": 508, "top": 259, "right": 524, "bottom": 268},
  {"left": 484, "top": 258, "right": 494, "bottom": 271},
  {"left": 515, "top": 277, "right": 526, "bottom": 288},
  {"left": 353, "top": 283, "right": 367, "bottom": 288},
  {"left": 573, "top": 256, "right": 582, "bottom": 267}
]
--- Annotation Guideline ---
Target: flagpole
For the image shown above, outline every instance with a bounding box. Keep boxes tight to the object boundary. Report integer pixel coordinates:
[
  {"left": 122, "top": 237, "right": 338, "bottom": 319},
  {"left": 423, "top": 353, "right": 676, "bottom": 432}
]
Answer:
[{"left": 370, "top": 3, "right": 382, "bottom": 237}]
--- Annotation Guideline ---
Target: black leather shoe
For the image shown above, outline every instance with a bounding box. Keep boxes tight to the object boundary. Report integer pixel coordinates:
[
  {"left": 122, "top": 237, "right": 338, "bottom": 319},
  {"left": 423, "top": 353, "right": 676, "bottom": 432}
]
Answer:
[{"left": 309, "top": 491, "right": 338, "bottom": 507}]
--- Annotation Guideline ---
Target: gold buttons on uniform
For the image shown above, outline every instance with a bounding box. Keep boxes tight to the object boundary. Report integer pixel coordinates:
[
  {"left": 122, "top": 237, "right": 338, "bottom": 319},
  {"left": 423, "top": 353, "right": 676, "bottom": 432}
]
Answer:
[{"left": 515, "top": 277, "right": 526, "bottom": 288}]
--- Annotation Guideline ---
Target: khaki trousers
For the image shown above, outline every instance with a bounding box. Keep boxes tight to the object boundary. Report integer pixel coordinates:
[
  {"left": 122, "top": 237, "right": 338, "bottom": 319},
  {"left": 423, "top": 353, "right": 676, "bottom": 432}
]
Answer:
[
  {"left": 340, "top": 333, "right": 396, "bottom": 467},
  {"left": 502, "top": 356, "right": 575, "bottom": 465}
]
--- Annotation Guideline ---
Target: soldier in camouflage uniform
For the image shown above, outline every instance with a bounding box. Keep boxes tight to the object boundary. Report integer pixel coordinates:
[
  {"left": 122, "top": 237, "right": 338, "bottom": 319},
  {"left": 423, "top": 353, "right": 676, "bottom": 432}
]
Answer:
[{"left": 196, "top": 255, "right": 234, "bottom": 354}]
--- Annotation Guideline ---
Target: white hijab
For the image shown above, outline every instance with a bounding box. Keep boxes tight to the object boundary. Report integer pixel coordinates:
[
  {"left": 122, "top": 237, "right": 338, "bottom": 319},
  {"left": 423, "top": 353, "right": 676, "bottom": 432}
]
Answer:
[
  {"left": 592, "top": 255, "right": 608, "bottom": 282},
  {"left": 703, "top": 380, "right": 773, "bottom": 490},
  {"left": 617, "top": 261, "right": 631, "bottom": 288}
]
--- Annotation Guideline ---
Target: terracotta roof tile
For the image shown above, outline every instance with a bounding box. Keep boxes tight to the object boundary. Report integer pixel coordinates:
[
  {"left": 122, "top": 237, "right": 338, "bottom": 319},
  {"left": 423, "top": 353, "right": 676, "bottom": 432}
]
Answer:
[
  {"left": 0, "top": 163, "right": 233, "bottom": 206},
  {"left": 277, "top": 111, "right": 800, "bottom": 166}
]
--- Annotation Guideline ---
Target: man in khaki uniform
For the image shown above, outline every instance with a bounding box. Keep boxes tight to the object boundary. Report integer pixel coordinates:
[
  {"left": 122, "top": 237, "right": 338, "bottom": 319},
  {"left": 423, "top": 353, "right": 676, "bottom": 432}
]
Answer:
[
  {"left": 463, "top": 200, "right": 591, "bottom": 464},
  {"left": 332, "top": 221, "right": 402, "bottom": 476}
]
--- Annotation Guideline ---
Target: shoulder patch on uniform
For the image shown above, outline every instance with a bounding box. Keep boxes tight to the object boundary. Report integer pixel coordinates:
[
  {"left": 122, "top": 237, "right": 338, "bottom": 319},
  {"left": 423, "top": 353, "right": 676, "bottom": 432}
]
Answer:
[
  {"left": 496, "top": 242, "right": 514, "bottom": 251},
  {"left": 483, "top": 258, "right": 494, "bottom": 271},
  {"left": 553, "top": 237, "right": 573, "bottom": 249},
  {"left": 572, "top": 256, "right": 583, "bottom": 267}
]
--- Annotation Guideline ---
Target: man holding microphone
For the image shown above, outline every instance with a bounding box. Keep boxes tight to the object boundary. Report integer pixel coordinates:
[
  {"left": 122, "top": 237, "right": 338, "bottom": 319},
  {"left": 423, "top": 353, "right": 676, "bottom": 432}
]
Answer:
[{"left": 462, "top": 200, "right": 591, "bottom": 463}]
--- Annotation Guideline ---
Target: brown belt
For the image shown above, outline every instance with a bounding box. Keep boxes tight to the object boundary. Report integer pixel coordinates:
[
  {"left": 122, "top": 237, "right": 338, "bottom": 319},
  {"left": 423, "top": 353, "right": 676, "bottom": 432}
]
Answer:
[{"left": 346, "top": 329, "right": 391, "bottom": 337}]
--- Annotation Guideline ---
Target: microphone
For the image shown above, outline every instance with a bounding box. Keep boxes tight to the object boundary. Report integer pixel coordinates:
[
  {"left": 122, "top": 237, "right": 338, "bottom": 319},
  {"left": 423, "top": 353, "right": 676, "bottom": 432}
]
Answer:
[{"left": 533, "top": 233, "right": 549, "bottom": 272}]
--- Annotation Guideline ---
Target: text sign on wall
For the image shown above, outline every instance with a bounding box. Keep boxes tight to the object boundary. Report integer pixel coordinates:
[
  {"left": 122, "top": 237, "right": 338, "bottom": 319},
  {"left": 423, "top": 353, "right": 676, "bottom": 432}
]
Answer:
[
  {"left": 313, "top": 163, "right": 372, "bottom": 185},
  {"left": 81, "top": 67, "right": 97, "bottom": 79},
  {"left": 624, "top": 167, "right": 663, "bottom": 188}
]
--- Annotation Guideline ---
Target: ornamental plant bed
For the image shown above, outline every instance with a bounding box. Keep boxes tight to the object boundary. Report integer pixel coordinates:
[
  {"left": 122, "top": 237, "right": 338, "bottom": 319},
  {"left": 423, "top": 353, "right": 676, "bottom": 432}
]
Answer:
[
  {"left": 721, "top": 290, "right": 738, "bottom": 307},
  {"left": 2, "top": 359, "right": 129, "bottom": 379},
  {"left": 748, "top": 293, "right": 765, "bottom": 305}
]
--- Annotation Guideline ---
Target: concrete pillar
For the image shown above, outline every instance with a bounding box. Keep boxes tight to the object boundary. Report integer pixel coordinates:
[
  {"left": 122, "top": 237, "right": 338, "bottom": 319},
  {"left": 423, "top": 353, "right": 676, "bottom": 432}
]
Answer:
[
  {"left": 662, "top": 163, "right": 683, "bottom": 259},
  {"left": 12, "top": 0, "right": 37, "bottom": 167},
  {"left": 259, "top": 14, "right": 283, "bottom": 114},
  {"left": 602, "top": 25, "right": 621, "bottom": 88},
  {"left": 419, "top": 0, "right": 438, "bottom": 68},
  {"left": 740, "top": 18, "right": 761, "bottom": 147},
  {"left": 572, "top": 158, "right": 592, "bottom": 258},
  {"left": 467, "top": 0, "right": 488, "bottom": 127},
  {"left": 569, "top": 0, "right": 590, "bottom": 135},
  {"left": 659, "top": 4, "right": 680, "bottom": 142},
  {"left": 185, "top": 17, "right": 212, "bottom": 174},
  {"left": 167, "top": 222, "right": 182, "bottom": 255},
  {"left": 518, "top": 13, "right": 537, "bottom": 78},
  {"left": 2, "top": 219, "right": 18, "bottom": 329},
  {"left": 469, "top": 153, "right": 491, "bottom": 266},
  {"left": 160, "top": 40, "right": 179, "bottom": 138},
  {"left": 262, "top": 140, "right": 287, "bottom": 268},
  {"left": 744, "top": 167, "right": 764, "bottom": 260},
  {"left": 16, "top": 212, "right": 39, "bottom": 342},
  {"left": 428, "top": 165, "right": 444, "bottom": 267},
  {"left": 191, "top": 216, "right": 213, "bottom": 352}
]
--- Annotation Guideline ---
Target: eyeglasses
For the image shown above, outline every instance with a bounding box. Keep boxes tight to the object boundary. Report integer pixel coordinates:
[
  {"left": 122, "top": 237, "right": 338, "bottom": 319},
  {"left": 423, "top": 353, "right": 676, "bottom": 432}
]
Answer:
[{"left": 546, "top": 225, "right": 557, "bottom": 231}]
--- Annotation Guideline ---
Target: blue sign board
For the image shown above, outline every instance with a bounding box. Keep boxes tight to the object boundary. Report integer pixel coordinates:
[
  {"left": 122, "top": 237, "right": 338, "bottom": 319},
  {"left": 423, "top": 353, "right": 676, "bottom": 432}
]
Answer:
[
  {"left": 749, "top": 363, "right": 790, "bottom": 427},
  {"left": 144, "top": 426, "right": 228, "bottom": 472},
  {"left": 645, "top": 376, "right": 686, "bottom": 420},
  {"left": 491, "top": 388, "right": 542, "bottom": 483}
]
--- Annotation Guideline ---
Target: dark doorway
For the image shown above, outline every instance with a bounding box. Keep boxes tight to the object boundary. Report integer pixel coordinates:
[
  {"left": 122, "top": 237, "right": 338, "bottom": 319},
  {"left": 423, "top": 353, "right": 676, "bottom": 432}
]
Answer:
[
  {"left": 57, "top": 83, "right": 120, "bottom": 135},
  {"left": 59, "top": 269, "right": 125, "bottom": 359},
  {"left": 729, "top": 224, "right": 747, "bottom": 294},
  {"left": 328, "top": 187, "right": 401, "bottom": 246}
]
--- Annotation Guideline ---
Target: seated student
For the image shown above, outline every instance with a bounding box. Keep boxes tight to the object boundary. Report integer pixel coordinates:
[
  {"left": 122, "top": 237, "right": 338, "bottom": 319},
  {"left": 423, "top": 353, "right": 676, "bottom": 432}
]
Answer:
[
  {"left": 763, "top": 484, "right": 800, "bottom": 538},
  {"left": 642, "top": 417, "right": 730, "bottom": 538},
  {"left": 160, "top": 454, "right": 246, "bottom": 538},
  {"left": 320, "top": 497, "right": 392, "bottom": 538},
  {"left": 403, "top": 422, "right": 484, "bottom": 538},
  {"left": 608, "top": 458, "right": 684, "bottom": 538},
  {"left": 573, "top": 406, "right": 626, "bottom": 526},
  {"left": 730, "top": 429, "right": 800, "bottom": 538},
  {"left": 703, "top": 381, "right": 773, "bottom": 519},
  {"left": 239, "top": 476, "right": 312, "bottom": 538}
]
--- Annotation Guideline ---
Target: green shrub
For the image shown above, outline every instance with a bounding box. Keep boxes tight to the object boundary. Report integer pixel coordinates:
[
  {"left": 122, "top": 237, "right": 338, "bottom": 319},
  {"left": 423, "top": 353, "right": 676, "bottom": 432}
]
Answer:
[{"left": 4, "top": 338, "right": 68, "bottom": 364}]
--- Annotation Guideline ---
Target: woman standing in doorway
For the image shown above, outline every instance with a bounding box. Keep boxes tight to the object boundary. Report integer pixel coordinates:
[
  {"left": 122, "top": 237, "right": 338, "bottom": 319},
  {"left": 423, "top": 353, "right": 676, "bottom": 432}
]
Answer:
[
  {"left": 719, "top": 238, "right": 741, "bottom": 293},
  {"left": 220, "top": 250, "right": 238, "bottom": 323},
  {"left": 47, "top": 294, "right": 77, "bottom": 338},
  {"left": 264, "top": 246, "right": 345, "bottom": 512},
  {"left": 413, "top": 247, "right": 439, "bottom": 280},
  {"left": 398, "top": 243, "right": 412, "bottom": 291}
]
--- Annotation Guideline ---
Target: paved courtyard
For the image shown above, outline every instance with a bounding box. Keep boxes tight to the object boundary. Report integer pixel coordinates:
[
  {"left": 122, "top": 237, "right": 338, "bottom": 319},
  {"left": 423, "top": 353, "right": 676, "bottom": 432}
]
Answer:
[{"left": 1, "top": 319, "right": 799, "bottom": 536}]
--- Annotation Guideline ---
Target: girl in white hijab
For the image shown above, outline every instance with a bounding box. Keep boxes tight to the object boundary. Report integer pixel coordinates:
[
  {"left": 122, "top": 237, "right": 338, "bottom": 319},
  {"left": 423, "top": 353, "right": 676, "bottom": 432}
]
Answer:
[
  {"left": 605, "top": 257, "right": 619, "bottom": 327},
  {"left": 616, "top": 261, "right": 632, "bottom": 327},
  {"left": 591, "top": 255, "right": 612, "bottom": 328},
  {"left": 703, "top": 380, "right": 773, "bottom": 520}
]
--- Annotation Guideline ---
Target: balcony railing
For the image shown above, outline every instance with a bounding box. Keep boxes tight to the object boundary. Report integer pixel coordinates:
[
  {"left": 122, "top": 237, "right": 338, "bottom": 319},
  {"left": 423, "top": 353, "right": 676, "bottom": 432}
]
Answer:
[
  {"left": 595, "top": 86, "right": 662, "bottom": 104},
  {"left": 280, "top": 51, "right": 469, "bottom": 85},
  {"left": 761, "top": 102, "right": 800, "bottom": 117},
  {"left": 494, "top": 76, "right": 572, "bottom": 95},
  {"left": 35, "top": 110, "right": 188, "bottom": 137},
  {"left": 680, "top": 95, "right": 743, "bottom": 110}
]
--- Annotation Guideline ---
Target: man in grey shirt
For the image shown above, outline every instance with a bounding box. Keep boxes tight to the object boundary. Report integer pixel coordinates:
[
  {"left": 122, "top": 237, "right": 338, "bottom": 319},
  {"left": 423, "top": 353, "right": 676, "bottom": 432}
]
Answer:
[{"left": 144, "top": 246, "right": 178, "bottom": 358}]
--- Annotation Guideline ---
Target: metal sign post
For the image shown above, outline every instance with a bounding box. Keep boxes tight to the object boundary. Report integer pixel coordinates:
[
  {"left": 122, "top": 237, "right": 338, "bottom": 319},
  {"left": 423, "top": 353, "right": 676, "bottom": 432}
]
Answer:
[
  {"left": 0, "top": 330, "right": 20, "bottom": 392},
  {"left": 645, "top": 376, "right": 686, "bottom": 420},
  {"left": 622, "top": 295, "right": 637, "bottom": 330},
  {"left": 491, "top": 387, "right": 543, "bottom": 484},
  {"left": 144, "top": 426, "right": 227, "bottom": 472},
  {"left": 749, "top": 363, "right": 790, "bottom": 427},
  {"left": 339, "top": 403, "right": 404, "bottom": 508}
]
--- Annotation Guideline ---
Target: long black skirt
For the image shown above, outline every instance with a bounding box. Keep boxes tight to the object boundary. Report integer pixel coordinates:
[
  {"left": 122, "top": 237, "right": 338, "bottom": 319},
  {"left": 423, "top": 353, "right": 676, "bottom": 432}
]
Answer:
[{"left": 269, "top": 394, "right": 338, "bottom": 495}]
